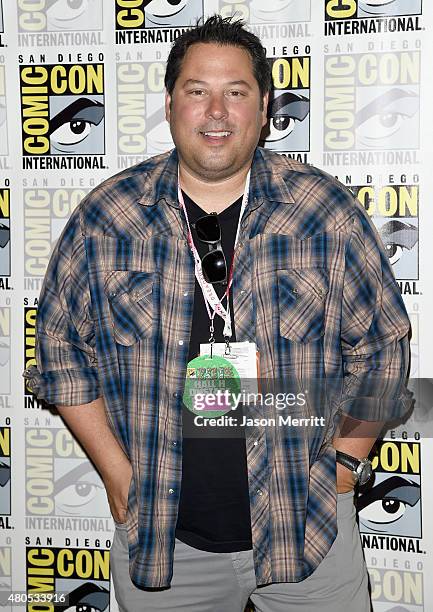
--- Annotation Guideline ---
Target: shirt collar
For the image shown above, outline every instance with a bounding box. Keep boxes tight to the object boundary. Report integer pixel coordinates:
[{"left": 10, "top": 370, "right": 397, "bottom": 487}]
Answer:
[{"left": 137, "top": 147, "right": 295, "bottom": 210}]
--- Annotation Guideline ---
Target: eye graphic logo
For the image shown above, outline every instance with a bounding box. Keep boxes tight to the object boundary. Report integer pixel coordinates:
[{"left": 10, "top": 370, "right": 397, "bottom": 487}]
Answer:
[
  {"left": 0, "top": 308, "right": 10, "bottom": 396},
  {"left": 249, "top": 0, "right": 310, "bottom": 24},
  {"left": 18, "top": 0, "right": 103, "bottom": 32},
  {"left": 0, "top": 188, "right": 10, "bottom": 278},
  {"left": 352, "top": 184, "right": 419, "bottom": 280},
  {"left": 26, "top": 548, "right": 110, "bottom": 611},
  {"left": 356, "top": 87, "right": 419, "bottom": 151},
  {"left": 49, "top": 95, "right": 104, "bottom": 155},
  {"left": 115, "top": 0, "right": 203, "bottom": 29},
  {"left": 20, "top": 64, "right": 105, "bottom": 157},
  {"left": 0, "top": 428, "right": 10, "bottom": 517},
  {"left": 357, "top": 441, "right": 421, "bottom": 538},
  {"left": 26, "top": 427, "right": 109, "bottom": 518},
  {"left": 325, "top": 0, "right": 422, "bottom": 20},
  {"left": 261, "top": 57, "right": 310, "bottom": 153},
  {"left": 324, "top": 52, "right": 420, "bottom": 152},
  {"left": 0, "top": 66, "right": 8, "bottom": 156}
]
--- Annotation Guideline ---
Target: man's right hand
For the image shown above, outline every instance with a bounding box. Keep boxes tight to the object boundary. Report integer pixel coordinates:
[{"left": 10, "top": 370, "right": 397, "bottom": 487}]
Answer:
[{"left": 104, "top": 463, "right": 133, "bottom": 525}]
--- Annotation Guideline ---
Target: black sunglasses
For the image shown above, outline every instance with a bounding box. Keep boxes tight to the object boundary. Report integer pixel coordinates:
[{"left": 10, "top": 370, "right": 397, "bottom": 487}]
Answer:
[{"left": 193, "top": 213, "right": 227, "bottom": 284}]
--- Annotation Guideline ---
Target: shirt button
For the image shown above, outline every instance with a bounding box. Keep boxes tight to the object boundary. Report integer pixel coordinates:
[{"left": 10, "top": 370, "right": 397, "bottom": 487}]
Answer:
[
  {"left": 109, "top": 291, "right": 117, "bottom": 298},
  {"left": 169, "top": 488, "right": 175, "bottom": 495},
  {"left": 173, "top": 392, "right": 180, "bottom": 398},
  {"left": 178, "top": 340, "right": 184, "bottom": 346},
  {"left": 240, "top": 290, "right": 246, "bottom": 295},
  {"left": 256, "top": 489, "right": 263, "bottom": 496},
  {"left": 183, "top": 291, "right": 188, "bottom": 296},
  {"left": 253, "top": 440, "right": 258, "bottom": 446}
]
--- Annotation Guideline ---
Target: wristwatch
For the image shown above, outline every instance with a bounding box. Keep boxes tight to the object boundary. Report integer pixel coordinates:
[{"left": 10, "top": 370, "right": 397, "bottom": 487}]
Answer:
[{"left": 335, "top": 450, "right": 373, "bottom": 486}]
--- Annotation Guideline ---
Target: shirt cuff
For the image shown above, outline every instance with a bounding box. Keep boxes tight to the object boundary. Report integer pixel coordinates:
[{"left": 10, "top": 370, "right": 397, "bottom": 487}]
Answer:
[{"left": 23, "top": 365, "right": 100, "bottom": 406}]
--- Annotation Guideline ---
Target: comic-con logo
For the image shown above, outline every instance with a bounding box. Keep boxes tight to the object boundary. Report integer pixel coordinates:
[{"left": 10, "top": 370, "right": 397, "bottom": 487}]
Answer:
[
  {"left": 358, "top": 441, "right": 421, "bottom": 539},
  {"left": 116, "top": 59, "right": 172, "bottom": 165},
  {"left": 369, "top": 567, "right": 424, "bottom": 611},
  {"left": 324, "top": 51, "right": 420, "bottom": 153},
  {"left": 352, "top": 183, "right": 418, "bottom": 280},
  {"left": 0, "top": 65, "right": 8, "bottom": 157},
  {"left": 217, "top": 0, "right": 311, "bottom": 25},
  {"left": 26, "top": 426, "right": 108, "bottom": 520},
  {"left": 261, "top": 56, "right": 310, "bottom": 155},
  {"left": 115, "top": 0, "right": 204, "bottom": 44},
  {"left": 24, "top": 186, "right": 86, "bottom": 283},
  {"left": 27, "top": 547, "right": 110, "bottom": 612},
  {"left": 0, "top": 187, "right": 10, "bottom": 278},
  {"left": 0, "top": 427, "right": 10, "bottom": 517},
  {"left": 325, "top": 0, "right": 422, "bottom": 36},
  {"left": 18, "top": 0, "right": 103, "bottom": 33},
  {"left": 19, "top": 62, "right": 105, "bottom": 170},
  {"left": 0, "top": 308, "right": 10, "bottom": 397}
]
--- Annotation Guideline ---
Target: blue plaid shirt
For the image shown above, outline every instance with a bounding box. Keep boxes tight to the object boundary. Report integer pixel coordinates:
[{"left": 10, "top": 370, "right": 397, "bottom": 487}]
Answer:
[{"left": 24, "top": 148, "right": 411, "bottom": 589}]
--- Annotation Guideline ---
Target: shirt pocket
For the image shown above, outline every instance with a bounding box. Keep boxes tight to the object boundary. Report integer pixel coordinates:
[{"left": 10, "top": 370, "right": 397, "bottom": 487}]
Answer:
[
  {"left": 105, "top": 271, "right": 154, "bottom": 346},
  {"left": 277, "top": 268, "right": 328, "bottom": 343}
]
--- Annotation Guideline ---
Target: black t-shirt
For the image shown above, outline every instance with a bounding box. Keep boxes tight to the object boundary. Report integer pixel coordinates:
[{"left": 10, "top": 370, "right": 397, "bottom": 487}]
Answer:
[{"left": 175, "top": 192, "right": 253, "bottom": 553}]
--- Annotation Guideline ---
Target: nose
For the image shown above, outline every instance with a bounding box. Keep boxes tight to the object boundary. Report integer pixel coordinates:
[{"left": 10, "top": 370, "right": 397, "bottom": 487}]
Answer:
[{"left": 206, "top": 92, "right": 228, "bottom": 121}]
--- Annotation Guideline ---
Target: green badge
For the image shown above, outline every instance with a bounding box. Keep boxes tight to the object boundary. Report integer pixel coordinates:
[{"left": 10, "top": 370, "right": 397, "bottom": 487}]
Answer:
[{"left": 183, "top": 354, "right": 241, "bottom": 418}]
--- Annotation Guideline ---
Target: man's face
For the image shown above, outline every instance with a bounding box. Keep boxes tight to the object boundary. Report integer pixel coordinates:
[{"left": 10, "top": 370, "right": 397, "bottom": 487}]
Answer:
[{"left": 165, "top": 43, "right": 268, "bottom": 182}]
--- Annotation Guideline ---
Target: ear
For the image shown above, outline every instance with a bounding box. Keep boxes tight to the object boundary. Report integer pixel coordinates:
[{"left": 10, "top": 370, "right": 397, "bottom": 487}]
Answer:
[
  {"left": 261, "top": 92, "right": 269, "bottom": 127},
  {"left": 165, "top": 91, "right": 172, "bottom": 122}
]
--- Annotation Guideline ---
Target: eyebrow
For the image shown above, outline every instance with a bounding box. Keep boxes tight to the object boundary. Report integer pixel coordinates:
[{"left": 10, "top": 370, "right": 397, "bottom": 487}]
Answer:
[{"left": 182, "top": 79, "right": 253, "bottom": 90}]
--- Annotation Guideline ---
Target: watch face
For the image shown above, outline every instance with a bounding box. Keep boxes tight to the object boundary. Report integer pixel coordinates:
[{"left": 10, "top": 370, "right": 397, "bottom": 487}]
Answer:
[{"left": 359, "top": 462, "right": 373, "bottom": 486}]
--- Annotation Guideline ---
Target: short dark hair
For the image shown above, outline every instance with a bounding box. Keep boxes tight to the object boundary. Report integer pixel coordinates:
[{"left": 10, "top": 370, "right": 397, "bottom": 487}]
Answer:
[{"left": 164, "top": 15, "right": 272, "bottom": 100}]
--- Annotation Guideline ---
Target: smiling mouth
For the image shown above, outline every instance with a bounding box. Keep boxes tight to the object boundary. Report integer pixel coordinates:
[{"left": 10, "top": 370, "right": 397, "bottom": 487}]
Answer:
[{"left": 200, "top": 131, "right": 232, "bottom": 138}]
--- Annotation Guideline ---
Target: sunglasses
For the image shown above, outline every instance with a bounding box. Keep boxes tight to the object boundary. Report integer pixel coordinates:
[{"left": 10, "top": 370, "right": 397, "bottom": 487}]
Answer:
[{"left": 193, "top": 213, "right": 227, "bottom": 284}]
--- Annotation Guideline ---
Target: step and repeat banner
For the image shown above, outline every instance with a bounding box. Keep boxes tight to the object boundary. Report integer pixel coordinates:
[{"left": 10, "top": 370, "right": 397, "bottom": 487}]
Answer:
[{"left": 0, "top": 1, "right": 432, "bottom": 610}]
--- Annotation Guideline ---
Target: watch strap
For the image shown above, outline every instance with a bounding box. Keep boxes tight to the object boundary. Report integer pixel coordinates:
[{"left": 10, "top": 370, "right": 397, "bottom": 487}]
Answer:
[{"left": 335, "top": 450, "right": 361, "bottom": 472}]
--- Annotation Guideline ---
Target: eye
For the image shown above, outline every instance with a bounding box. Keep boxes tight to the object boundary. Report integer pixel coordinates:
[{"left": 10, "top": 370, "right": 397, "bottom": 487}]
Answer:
[
  {"left": 144, "top": 0, "right": 188, "bottom": 17},
  {"left": 377, "top": 220, "right": 418, "bottom": 266},
  {"left": 384, "top": 243, "right": 404, "bottom": 265},
  {"left": 265, "top": 115, "right": 297, "bottom": 142},
  {"left": 54, "top": 461, "right": 106, "bottom": 513},
  {"left": 355, "top": 88, "right": 419, "bottom": 147},
  {"left": 47, "top": 0, "right": 89, "bottom": 22},
  {"left": 360, "top": 498, "right": 407, "bottom": 524},
  {"left": 50, "top": 120, "right": 92, "bottom": 146},
  {"left": 263, "top": 92, "right": 310, "bottom": 143},
  {"left": 49, "top": 98, "right": 104, "bottom": 151},
  {"left": 55, "top": 479, "right": 104, "bottom": 510},
  {"left": 357, "top": 111, "right": 409, "bottom": 144}
]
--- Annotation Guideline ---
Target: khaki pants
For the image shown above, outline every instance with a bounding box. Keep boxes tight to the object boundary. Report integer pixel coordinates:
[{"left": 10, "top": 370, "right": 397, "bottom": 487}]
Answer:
[{"left": 110, "top": 490, "right": 371, "bottom": 612}]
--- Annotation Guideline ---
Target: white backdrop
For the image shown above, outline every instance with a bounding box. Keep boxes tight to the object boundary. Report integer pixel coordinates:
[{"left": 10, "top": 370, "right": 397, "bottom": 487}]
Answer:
[{"left": 0, "top": 1, "right": 432, "bottom": 610}]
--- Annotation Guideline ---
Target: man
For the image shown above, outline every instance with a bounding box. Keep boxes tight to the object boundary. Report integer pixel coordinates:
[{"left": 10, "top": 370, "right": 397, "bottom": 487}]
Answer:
[{"left": 24, "top": 15, "right": 412, "bottom": 612}]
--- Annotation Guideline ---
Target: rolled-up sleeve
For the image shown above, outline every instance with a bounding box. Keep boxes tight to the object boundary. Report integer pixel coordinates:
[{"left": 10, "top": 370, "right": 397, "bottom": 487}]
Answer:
[
  {"left": 338, "top": 203, "right": 413, "bottom": 422},
  {"left": 23, "top": 207, "right": 100, "bottom": 406}
]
